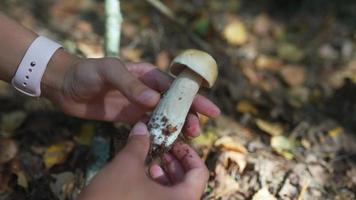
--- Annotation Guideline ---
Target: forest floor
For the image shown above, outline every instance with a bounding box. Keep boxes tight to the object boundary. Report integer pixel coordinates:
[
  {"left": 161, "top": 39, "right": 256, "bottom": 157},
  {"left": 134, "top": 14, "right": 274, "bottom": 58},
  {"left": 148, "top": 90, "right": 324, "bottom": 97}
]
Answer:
[{"left": 0, "top": 0, "right": 356, "bottom": 199}]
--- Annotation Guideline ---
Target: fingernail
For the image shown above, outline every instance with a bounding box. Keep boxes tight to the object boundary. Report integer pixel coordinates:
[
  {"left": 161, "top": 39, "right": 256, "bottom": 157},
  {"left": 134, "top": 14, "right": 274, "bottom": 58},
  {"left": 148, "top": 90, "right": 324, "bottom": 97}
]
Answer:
[
  {"left": 130, "top": 122, "right": 148, "bottom": 136},
  {"left": 138, "top": 90, "right": 159, "bottom": 106},
  {"left": 151, "top": 165, "right": 164, "bottom": 178}
]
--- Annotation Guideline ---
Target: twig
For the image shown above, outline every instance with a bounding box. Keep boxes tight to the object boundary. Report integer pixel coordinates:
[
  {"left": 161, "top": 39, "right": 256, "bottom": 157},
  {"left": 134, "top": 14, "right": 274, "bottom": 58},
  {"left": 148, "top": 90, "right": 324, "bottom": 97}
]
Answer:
[
  {"left": 85, "top": 0, "right": 122, "bottom": 185},
  {"left": 146, "top": 0, "right": 212, "bottom": 52},
  {"left": 105, "top": 0, "right": 122, "bottom": 57}
]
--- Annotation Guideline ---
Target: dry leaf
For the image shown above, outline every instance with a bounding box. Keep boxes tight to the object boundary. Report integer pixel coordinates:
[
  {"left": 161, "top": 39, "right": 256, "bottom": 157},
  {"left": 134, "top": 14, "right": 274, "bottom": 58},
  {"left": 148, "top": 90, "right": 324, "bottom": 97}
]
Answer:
[
  {"left": 280, "top": 65, "right": 306, "bottom": 87},
  {"left": 74, "top": 123, "right": 95, "bottom": 146},
  {"left": 223, "top": 20, "right": 248, "bottom": 46},
  {"left": 256, "top": 119, "right": 283, "bottom": 136},
  {"left": 254, "top": 14, "right": 272, "bottom": 36},
  {"left": 198, "top": 113, "right": 210, "bottom": 127},
  {"left": 155, "top": 51, "right": 170, "bottom": 71},
  {"left": 214, "top": 136, "right": 248, "bottom": 154},
  {"left": 0, "top": 139, "right": 18, "bottom": 164},
  {"left": 9, "top": 160, "right": 28, "bottom": 188},
  {"left": 214, "top": 136, "right": 248, "bottom": 174},
  {"left": 77, "top": 42, "right": 104, "bottom": 58},
  {"left": 43, "top": 141, "right": 74, "bottom": 169},
  {"left": 271, "top": 135, "right": 295, "bottom": 160},
  {"left": 255, "top": 55, "right": 282, "bottom": 71},
  {"left": 252, "top": 187, "right": 277, "bottom": 200},
  {"left": 236, "top": 100, "right": 258, "bottom": 115},
  {"left": 1, "top": 111, "right": 27, "bottom": 137},
  {"left": 50, "top": 172, "right": 76, "bottom": 200},
  {"left": 121, "top": 47, "right": 142, "bottom": 62},
  {"left": 122, "top": 21, "right": 138, "bottom": 39},
  {"left": 277, "top": 43, "right": 304, "bottom": 62},
  {"left": 213, "top": 163, "right": 240, "bottom": 197}
]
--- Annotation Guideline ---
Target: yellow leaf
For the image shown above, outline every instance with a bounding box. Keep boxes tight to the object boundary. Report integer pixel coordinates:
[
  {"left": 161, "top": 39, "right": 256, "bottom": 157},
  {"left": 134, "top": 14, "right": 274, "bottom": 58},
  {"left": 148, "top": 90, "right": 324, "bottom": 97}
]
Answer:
[
  {"left": 16, "top": 171, "right": 28, "bottom": 188},
  {"left": 198, "top": 113, "right": 210, "bottom": 127},
  {"left": 328, "top": 127, "right": 343, "bottom": 138},
  {"left": 271, "top": 135, "right": 295, "bottom": 160},
  {"left": 236, "top": 100, "right": 258, "bottom": 115},
  {"left": 43, "top": 141, "right": 74, "bottom": 169},
  {"left": 214, "top": 136, "right": 247, "bottom": 154},
  {"left": 192, "top": 131, "right": 217, "bottom": 149},
  {"left": 74, "top": 123, "right": 95, "bottom": 146},
  {"left": 223, "top": 20, "right": 248, "bottom": 46},
  {"left": 256, "top": 119, "right": 283, "bottom": 136}
]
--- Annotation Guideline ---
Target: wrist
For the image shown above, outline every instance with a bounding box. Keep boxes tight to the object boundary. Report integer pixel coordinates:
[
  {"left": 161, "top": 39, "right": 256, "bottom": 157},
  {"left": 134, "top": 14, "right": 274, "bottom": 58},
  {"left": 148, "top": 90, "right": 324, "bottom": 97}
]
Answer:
[{"left": 41, "top": 49, "right": 80, "bottom": 99}]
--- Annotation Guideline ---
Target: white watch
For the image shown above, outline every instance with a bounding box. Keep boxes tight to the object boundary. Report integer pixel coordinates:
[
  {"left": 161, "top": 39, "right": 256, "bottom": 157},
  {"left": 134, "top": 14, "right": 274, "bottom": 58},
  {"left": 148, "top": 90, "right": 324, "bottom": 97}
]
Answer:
[{"left": 11, "top": 36, "right": 62, "bottom": 97}]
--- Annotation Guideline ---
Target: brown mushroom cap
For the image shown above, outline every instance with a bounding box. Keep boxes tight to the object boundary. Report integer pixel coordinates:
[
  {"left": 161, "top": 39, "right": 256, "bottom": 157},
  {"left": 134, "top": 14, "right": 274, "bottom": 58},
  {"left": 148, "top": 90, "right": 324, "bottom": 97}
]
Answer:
[{"left": 169, "top": 49, "right": 218, "bottom": 88}]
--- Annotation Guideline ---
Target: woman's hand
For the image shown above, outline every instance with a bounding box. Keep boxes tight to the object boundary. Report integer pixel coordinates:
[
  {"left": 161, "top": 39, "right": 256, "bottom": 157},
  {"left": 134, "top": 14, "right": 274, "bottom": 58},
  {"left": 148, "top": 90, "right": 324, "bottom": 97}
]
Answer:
[
  {"left": 43, "top": 50, "right": 220, "bottom": 138},
  {"left": 79, "top": 122, "right": 209, "bottom": 200}
]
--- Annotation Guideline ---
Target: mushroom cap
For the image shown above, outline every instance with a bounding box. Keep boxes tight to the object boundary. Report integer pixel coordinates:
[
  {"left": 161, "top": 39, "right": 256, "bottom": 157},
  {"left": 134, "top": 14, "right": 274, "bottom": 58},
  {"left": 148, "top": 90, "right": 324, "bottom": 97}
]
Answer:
[{"left": 169, "top": 49, "right": 218, "bottom": 88}]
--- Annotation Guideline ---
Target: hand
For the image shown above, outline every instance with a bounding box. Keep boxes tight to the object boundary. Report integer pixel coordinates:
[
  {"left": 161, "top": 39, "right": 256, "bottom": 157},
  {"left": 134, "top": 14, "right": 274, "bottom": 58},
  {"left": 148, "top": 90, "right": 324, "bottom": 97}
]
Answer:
[
  {"left": 43, "top": 50, "right": 220, "bottom": 138},
  {"left": 79, "top": 122, "right": 209, "bottom": 200}
]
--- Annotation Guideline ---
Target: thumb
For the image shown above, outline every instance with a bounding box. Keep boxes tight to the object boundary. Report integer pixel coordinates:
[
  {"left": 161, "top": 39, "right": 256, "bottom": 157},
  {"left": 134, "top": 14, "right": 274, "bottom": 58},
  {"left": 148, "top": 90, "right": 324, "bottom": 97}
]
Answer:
[
  {"left": 99, "top": 58, "right": 160, "bottom": 108},
  {"left": 119, "top": 122, "right": 150, "bottom": 163}
]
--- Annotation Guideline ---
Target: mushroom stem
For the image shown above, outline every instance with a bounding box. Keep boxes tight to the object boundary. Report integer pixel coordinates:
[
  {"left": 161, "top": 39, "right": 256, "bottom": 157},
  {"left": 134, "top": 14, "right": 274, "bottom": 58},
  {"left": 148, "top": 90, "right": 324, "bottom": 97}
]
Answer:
[{"left": 148, "top": 68, "right": 202, "bottom": 157}]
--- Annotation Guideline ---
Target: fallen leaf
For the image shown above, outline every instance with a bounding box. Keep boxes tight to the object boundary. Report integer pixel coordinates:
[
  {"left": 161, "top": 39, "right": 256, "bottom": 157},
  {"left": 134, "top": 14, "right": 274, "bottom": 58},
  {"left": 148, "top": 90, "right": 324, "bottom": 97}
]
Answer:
[
  {"left": 9, "top": 160, "right": 28, "bottom": 189},
  {"left": 280, "top": 65, "right": 306, "bottom": 87},
  {"left": 0, "top": 139, "right": 18, "bottom": 164},
  {"left": 74, "top": 123, "right": 95, "bottom": 146},
  {"left": 301, "top": 139, "right": 311, "bottom": 149},
  {"left": 252, "top": 187, "right": 277, "bottom": 200},
  {"left": 271, "top": 135, "right": 295, "bottom": 160},
  {"left": 277, "top": 43, "right": 304, "bottom": 62},
  {"left": 122, "top": 21, "right": 138, "bottom": 40},
  {"left": 286, "top": 87, "right": 310, "bottom": 108},
  {"left": 236, "top": 100, "right": 258, "bottom": 115},
  {"left": 255, "top": 55, "right": 282, "bottom": 71},
  {"left": 328, "top": 127, "right": 343, "bottom": 139},
  {"left": 318, "top": 44, "right": 338, "bottom": 60},
  {"left": 254, "top": 14, "right": 272, "bottom": 36},
  {"left": 192, "top": 131, "right": 217, "bottom": 149},
  {"left": 256, "top": 119, "right": 283, "bottom": 136},
  {"left": 76, "top": 42, "right": 104, "bottom": 58},
  {"left": 155, "top": 51, "right": 171, "bottom": 71},
  {"left": 0, "top": 111, "right": 27, "bottom": 137},
  {"left": 50, "top": 172, "right": 76, "bottom": 200},
  {"left": 198, "top": 113, "right": 210, "bottom": 127},
  {"left": 121, "top": 47, "right": 142, "bottom": 62},
  {"left": 223, "top": 19, "right": 248, "bottom": 46},
  {"left": 214, "top": 136, "right": 248, "bottom": 154},
  {"left": 43, "top": 141, "right": 74, "bottom": 169}
]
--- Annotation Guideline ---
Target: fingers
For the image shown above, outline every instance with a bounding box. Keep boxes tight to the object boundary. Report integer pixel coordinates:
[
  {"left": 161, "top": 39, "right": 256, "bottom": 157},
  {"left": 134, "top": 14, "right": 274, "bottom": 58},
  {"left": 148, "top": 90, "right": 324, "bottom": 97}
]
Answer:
[
  {"left": 161, "top": 153, "right": 185, "bottom": 184},
  {"left": 100, "top": 58, "right": 160, "bottom": 109},
  {"left": 127, "top": 62, "right": 220, "bottom": 117},
  {"left": 172, "top": 141, "right": 209, "bottom": 195},
  {"left": 191, "top": 95, "right": 220, "bottom": 118},
  {"left": 117, "top": 122, "right": 150, "bottom": 164},
  {"left": 182, "top": 113, "right": 201, "bottom": 138},
  {"left": 149, "top": 164, "right": 171, "bottom": 185}
]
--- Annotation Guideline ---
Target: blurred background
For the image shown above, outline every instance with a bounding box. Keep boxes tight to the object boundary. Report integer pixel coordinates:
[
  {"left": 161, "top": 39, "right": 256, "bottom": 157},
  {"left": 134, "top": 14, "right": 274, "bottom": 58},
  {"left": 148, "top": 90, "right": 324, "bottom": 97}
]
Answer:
[{"left": 0, "top": 0, "right": 356, "bottom": 199}]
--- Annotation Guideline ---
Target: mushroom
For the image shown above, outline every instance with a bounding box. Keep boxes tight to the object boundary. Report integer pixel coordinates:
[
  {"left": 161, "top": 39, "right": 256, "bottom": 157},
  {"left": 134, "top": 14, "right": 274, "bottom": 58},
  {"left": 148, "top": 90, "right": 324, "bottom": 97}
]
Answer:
[{"left": 147, "top": 49, "right": 218, "bottom": 158}]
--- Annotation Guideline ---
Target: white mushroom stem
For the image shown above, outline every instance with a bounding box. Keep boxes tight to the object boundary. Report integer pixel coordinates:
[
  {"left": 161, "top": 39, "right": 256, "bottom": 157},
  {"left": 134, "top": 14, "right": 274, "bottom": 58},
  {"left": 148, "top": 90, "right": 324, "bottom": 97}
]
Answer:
[{"left": 148, "top": 68, "right": 202, "bottom": 155}]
